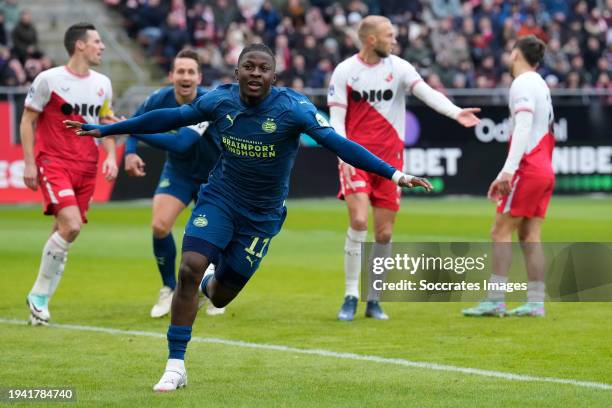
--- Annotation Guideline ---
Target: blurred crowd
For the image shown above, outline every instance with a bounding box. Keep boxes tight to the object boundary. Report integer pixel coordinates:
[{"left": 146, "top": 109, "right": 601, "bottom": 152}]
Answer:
[
  {"left": 3, "top": 0, "right": 612, "bottom": 92},
  {"left": 103, "top": 0, "right": 612, "bottom": 92},
  {"left": 0, "top": 0, "right": 53, "bottom": 87}
]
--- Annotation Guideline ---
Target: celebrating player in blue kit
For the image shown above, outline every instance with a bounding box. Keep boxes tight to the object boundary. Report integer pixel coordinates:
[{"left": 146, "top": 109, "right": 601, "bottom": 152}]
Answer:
[
  {"left": 124, "top": 49, "right": 225, "bottom": 318},
  {"left": 65, "top": 44, "right": 432, "bottom": 392}
]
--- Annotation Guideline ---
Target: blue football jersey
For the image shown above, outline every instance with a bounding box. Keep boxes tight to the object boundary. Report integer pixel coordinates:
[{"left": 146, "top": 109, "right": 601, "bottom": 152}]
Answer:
[
  {"left": 179, "top": 84, "right": 334, "bottom": 211},
  {"left": 93, "top": 84, "right": 397, "bottom": 212},
  {"left": 129, "top": 86, "right": 221, "bottom": 182}
]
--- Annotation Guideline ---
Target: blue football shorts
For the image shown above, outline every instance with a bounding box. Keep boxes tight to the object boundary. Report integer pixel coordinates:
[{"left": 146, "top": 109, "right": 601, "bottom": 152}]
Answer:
[
  {"left": 182, "top": 187, "right": 287, "bottom": 291},
  {"left": 154, "top": 162, "right": 203, "bottom": 206}
]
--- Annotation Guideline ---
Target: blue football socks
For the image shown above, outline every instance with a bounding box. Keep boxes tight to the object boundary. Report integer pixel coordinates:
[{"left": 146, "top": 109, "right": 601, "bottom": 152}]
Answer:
[
  {"left": 153, "top": 234, "right": 177, "bottom": 290},
  {"left": 167, "top": 324, "right": 192, "bottom": 360}
]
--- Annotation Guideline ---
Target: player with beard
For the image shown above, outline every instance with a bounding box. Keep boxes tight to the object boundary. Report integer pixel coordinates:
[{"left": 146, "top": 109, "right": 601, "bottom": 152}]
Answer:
[{"left": 329, "top": 16, "right": 481, "bottom": 321}]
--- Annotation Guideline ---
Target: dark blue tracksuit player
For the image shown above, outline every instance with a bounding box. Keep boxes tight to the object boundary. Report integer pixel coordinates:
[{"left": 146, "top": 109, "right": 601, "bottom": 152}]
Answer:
[
  {"left": 65, "top": 43, "right": 432, "bottom": 392},
  {"left": 126, "top": 84, "right": 223, "bottom": 318}
]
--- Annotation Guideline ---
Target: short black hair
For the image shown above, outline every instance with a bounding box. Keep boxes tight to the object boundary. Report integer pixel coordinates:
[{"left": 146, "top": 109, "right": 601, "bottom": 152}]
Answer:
[
  {"left": 64, "top": 23, "right": 96, "bottom": 56},
  {"left": 514, "top": 35, "right": 546, "bottom": 67},
  {"left": 172, "top": 49, "right": 201, "bottom": 72},
  {"left": 237, "top": 43, "right": 275, "bottom": 66}
]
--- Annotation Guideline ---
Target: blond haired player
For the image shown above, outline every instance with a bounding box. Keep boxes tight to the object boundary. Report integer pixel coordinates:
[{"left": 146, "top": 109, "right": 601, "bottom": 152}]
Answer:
[{"left": 329, "top": 15, "right": 480, "bottom": 320}]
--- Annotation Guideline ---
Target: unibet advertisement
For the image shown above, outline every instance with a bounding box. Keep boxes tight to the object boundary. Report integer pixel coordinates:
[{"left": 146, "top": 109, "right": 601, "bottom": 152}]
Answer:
[{"left": 401, "top": 105, "right": 612, "bottom": 195}]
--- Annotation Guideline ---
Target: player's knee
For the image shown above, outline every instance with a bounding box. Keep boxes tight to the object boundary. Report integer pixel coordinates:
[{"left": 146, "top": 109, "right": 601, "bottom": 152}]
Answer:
[
  {"left": 518, "top": 230, "right": 540, "bottom": 243},
  {"left": 206, "top": 284, "right": 229, "bottom": 308},
  {"left": 374, "top": 229, "right": 392, "bottom": 244},
  {"left": 59, "top": 220, "right": 82, "bottom": 241},
  {"left": 206, "top": 265, "right": 243, "bottom": 307},
  {"left": 209, "top": 295, "right": 230, "bottom": 308},
  {"left": 177, "top": 262, "right": 203, "bottom": 288},
  {"left": 207, "top": 284, "right": 238, "bottom": 308},
  {"left": 491, "top": 224, "right": 510, "bottom": 242},
  {"left": 490, "top": 228, "right": 502, "bottom": 242},
  {"left": 151, "top": 219, "right": 172, "bottom": 238},
  {"left": 350, "top": 217, "right": 368, "bottom": 231}
]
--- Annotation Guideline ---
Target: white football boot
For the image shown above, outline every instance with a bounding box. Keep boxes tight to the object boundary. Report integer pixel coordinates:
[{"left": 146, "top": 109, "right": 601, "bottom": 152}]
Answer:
[
  {"left": 150, "top": 286, "right": 174, "bottom": 318},
  {"left": 153, "top": 360, "right": 187, "bottom": 392},
  {"left": 26, "top": 294, "right": 50, "bottom": 326}
]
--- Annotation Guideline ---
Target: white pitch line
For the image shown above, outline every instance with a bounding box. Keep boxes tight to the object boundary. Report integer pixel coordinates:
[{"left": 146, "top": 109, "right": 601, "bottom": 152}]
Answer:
[{"left": 1, "top": 317, "right": 611, "bottom": 391}]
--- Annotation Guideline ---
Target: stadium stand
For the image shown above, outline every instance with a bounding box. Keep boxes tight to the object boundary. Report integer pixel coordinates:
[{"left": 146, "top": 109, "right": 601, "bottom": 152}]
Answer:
[
  {"left": 101, "top": 0, "right": 612, "bottom": 91},
  {"left": 0, "top": 1, "right": 53, "bottom": 86}
]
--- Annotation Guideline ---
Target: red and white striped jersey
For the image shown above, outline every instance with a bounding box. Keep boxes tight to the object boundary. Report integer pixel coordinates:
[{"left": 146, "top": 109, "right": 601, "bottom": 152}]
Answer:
[
  {"left": 25, "top": 65, "right": 113, "bottom": 172},
  {"left": 327, "top": 54, "right": 422, "bottom": 155},
  {"left": 508, "top": 71, "right": 555, "bottom": 175}
]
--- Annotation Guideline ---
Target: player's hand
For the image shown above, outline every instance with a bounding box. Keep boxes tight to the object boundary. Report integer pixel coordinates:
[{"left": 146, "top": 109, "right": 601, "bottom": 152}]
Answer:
[
  {"left": 124, "top": 153, "right": 146, "bottom": 177},
  {"left": 487, "top": 179, "right": 501, "bottom": 202},
  {"left": 487, "top": 172, "right": 513, "bottom": 202},
  {"left": 63, "top": 120, "right": 103, "bottom": 138},
  {"left": 23, "top": 162, "right": 38, "bottom": 191},
  {"left": 496, "top": 172, "right": 513, "bottom": 196},
  {"left": 399, "top": 175, "right": 433, "bottom": 192},
  {"left": 339, "top": 160, "right": 356, "bottom": 190},
  {"left": 456, "top": 108, "right": 481, "bottom": 127},
  {"left": 102, "top": 156, "right": 118, "bottom": 181}
]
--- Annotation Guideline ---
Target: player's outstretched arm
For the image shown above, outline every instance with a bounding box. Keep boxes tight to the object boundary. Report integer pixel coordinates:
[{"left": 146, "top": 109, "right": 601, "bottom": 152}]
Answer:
[
  {"left": 132, "top": 126, "right": 202, "bottom": 154},
  {"left": 307, "top": 126, "right": 432, "bottom": 191},
  {"left": 64, "top": 106, "right": 201, "bottom": 138},
  {"left": 455, "top": 108, "right": 481, "bottom": 127},
  {"left": 411, "top": 81, "right": 480, "bottom": 127},
  {"left": 398, "top": 174, "right": 433, "bottom": 190}
]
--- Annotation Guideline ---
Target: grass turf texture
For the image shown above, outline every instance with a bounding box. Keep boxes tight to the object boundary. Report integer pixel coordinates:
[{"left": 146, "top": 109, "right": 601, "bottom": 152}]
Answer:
[{"left": 1, "top": 197, "right": 611, "bottom": 407}]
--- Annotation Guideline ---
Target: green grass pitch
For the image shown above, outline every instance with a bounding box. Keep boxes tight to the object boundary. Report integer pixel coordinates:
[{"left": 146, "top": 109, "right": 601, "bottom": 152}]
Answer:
[{"left": 1, "top": 197, "right": 611, "bottom": 407}]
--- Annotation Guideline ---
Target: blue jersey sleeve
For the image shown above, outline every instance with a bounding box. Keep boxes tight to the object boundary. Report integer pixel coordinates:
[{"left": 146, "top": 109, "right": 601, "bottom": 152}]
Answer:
[
  {"left": 83, "top": 91, "right": 221, "bottom": 136},
  {"left": 82, "top": 107, "right": 201, "bottom": 136},
  {"left": 124, "top": 100, "right": 147, "bottom": 156},
  {"left": 178, "top": 90, "right": 220, "bottom": 122},
  {"left": 294, "top": 100, "right": 396, "bottom": 180},
  {"left": 131, "top": 127, "right": 202, "bottom": 154},
  {"left": 124, "top": 136, "right": 139, "bottom": 155}
]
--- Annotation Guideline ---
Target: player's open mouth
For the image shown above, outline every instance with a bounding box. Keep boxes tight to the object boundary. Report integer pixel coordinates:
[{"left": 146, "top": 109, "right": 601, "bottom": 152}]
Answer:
[{"left": 247, "top": 81, "right": 262, "bottom": 91}]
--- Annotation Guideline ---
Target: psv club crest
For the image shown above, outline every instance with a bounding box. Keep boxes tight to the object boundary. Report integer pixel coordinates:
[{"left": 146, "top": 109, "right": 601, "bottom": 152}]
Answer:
[{"left": 262, "top": 118, "right": 277, "bottom": 133}]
